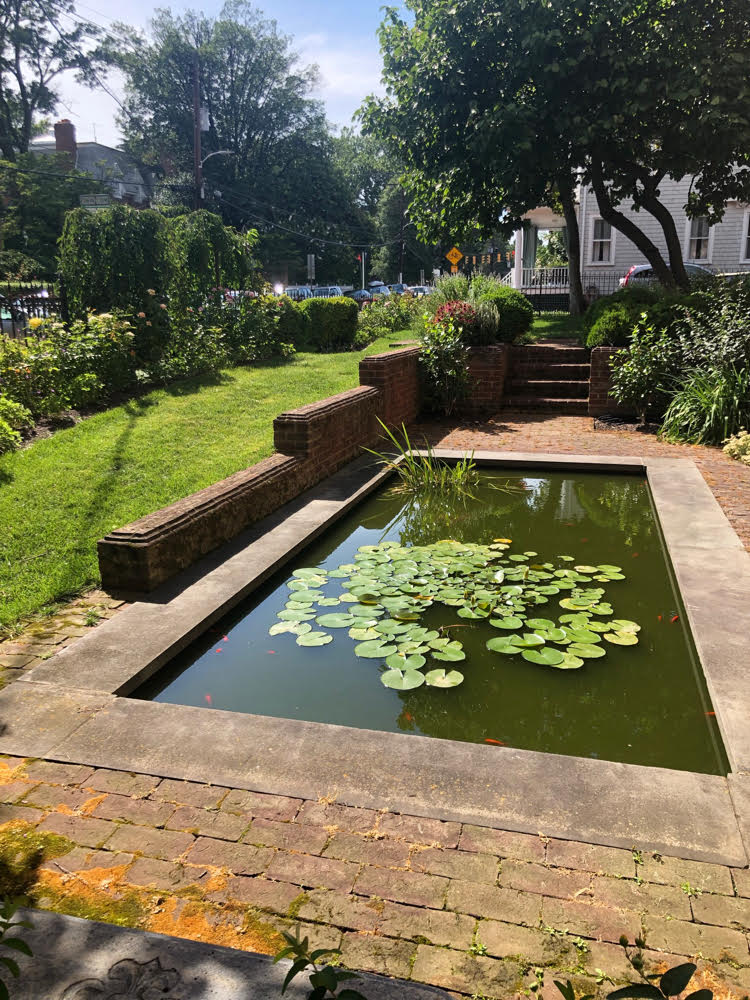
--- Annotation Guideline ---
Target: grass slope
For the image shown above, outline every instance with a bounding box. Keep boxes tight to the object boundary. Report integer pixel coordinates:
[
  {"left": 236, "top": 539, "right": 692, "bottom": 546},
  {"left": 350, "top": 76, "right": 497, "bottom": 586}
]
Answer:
[{"left": 0, "top": 336, "right": 395, "bottom": 631}]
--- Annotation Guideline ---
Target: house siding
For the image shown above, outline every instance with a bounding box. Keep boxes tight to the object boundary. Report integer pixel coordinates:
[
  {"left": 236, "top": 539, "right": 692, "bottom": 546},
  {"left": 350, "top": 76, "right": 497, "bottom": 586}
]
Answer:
[{"left": 578, "top": 178, "right": 750, "bottom": 277}]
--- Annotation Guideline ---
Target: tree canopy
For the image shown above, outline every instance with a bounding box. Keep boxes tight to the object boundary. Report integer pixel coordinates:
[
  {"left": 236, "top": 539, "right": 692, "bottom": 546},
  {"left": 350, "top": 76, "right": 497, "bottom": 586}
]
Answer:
[{"left": 362, "top": 0, "right": 750, "bottom": 290}]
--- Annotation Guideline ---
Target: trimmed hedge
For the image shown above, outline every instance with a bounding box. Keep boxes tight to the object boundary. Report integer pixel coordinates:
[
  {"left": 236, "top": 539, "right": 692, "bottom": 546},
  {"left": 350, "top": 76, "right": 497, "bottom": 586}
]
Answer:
[
  {"left": 297, "top": 296, "right": 359, "bottom": 351},
  {"left": 476, "top": 285, "right": 534, "bottom": 341}
]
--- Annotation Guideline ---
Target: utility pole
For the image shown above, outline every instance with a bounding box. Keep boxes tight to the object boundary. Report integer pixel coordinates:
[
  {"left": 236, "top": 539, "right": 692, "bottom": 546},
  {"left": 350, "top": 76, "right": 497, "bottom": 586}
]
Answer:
[
  {"left": 398, "top": 188, "right": 405, "bottom": 284},
  {"left": 192, "top": 51, "right": 203, "bottom": 210}
]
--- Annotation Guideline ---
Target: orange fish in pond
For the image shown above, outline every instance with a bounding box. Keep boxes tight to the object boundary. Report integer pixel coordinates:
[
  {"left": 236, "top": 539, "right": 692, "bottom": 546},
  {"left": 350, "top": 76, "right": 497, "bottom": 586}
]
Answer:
[
  {"left": 404, "top": 711, "right": 414, "bottom": 723},
  {"left": 706, "top": 711, "right": 716, "bottom": 717},
  {"left": 205, "top": 694, "right": 212, "bottom": 705},
  {"left": 657, "top": 615, "right": 663, "bottom": 621},
  {"left": 580, "top": 538, "right": 588, "bottom": 543},
  {"left": 215, "top": 647, "right": 223, "bottom": 653},
  {"left": 485, "top": 738, "right": 507, "bottom": 746},
  {"left": 223, "top": 636, "right": 229, "bottom": 641},
  {"left": 632, "top": 552, "right": 639, "bottom": 558},
  {"left": 671, "top": 614, "right": 679, "bottom": 623},
  {"left": 267, "top": 650, "right": 276, "bottom": 654}
]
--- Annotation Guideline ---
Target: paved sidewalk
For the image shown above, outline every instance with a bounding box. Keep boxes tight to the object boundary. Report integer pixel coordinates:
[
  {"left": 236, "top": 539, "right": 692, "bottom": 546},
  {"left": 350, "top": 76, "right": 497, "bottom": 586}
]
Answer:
[{"left": 0, "top": 755, "right": 748, "bottom": 999}]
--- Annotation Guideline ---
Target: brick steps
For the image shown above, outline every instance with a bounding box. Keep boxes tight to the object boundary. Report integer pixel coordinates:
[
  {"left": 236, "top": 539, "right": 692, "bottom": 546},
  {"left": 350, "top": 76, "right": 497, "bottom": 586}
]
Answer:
[
  {"left": 508, "top": 379, "right": 589, "bottom": 399},
  {"left": 501, "top": 397, "right": 589, "bottom": 414},
  {"left": 503, "top": 340, "right": 591, "bottom": 414}
]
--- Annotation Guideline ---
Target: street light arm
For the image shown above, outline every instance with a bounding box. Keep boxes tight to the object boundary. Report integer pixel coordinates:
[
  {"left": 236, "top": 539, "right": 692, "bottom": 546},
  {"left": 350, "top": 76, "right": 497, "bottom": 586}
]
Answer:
[{"left": 200, "top": 149, "right": 235, "bottom": 167}]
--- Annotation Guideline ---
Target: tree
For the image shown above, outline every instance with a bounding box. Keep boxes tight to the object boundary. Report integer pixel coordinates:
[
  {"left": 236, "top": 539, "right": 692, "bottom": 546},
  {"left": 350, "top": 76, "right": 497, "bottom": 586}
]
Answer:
[
  {"left": 363, "top": 0, "right": 750, "bottom": 295},
  {"left": 0, "top": 0, "right": 107, "bottom": 160},
  {"left": 111, "top": 2, "right": 371, "bottom": 283},
  {"left": 0, "top": 154, "right": 106, "bottom": 277},
  {"left": 369, "top": 176, "right": 437, "bottom": 284},
  {"left": 536, "top": 231, "right": 567, "bottom": 269}
]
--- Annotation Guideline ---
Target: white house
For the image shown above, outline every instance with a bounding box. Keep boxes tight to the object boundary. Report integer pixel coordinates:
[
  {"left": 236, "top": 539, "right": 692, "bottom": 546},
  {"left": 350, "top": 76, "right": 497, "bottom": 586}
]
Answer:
[{"left": 508, "top": 179, "right": 750, "bottom": 301}]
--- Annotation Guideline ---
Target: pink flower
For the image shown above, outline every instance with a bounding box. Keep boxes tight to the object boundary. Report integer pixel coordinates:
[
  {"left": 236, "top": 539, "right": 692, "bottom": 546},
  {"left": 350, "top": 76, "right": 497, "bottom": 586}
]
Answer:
[
  {"left": 137, "top": 311, "right": 146, "bottom": 318},
  {"left": 159, "top": 303, "right": 167, "bottom": 310}
]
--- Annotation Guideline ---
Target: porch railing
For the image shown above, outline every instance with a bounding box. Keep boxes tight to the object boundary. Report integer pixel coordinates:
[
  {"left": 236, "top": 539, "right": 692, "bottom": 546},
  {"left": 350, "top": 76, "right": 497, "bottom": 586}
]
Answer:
[{"left": 0, "top": 282, "right": 64, "bottom": 339}]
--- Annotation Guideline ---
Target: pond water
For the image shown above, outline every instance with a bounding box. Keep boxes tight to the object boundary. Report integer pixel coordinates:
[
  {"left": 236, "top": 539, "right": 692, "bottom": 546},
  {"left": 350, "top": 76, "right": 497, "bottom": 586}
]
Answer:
[{"left": 137, "top": 470, "right": 728, "bottom": 775}]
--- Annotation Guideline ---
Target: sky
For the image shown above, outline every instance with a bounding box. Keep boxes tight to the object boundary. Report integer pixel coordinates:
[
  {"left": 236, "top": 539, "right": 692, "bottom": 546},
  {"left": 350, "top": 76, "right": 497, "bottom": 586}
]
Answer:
[{"left": 52, "top": 0, "right": 388, "bottom": 147}]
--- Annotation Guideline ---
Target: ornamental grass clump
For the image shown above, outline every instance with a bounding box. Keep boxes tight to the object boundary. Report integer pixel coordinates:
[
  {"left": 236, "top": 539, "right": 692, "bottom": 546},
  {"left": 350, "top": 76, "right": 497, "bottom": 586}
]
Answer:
[{"left": 365, "top": 419, "right": 479, "bottom": 498}]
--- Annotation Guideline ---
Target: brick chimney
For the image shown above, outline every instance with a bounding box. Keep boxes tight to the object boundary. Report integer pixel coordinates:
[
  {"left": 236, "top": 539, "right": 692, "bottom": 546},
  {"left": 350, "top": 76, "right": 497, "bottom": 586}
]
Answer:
[{"left": 54, "top": 119, "right": 77, "bottom": 167}]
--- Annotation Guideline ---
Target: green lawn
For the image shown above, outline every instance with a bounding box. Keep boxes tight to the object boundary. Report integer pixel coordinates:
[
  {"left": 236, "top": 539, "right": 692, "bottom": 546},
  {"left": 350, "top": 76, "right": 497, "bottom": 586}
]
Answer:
[
  {"left": 528, "top": 313, "right": 583, "bottom": 341},
  {"left": 0, "top": 335, "right": 395, "bottom": 632}
]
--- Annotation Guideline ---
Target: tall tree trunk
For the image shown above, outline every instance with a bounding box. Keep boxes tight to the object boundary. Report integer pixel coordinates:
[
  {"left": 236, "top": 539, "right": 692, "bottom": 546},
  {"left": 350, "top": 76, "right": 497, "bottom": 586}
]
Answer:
[
  {"left": 558, "top": 177, "right": 584, "bottom": 315},
  {"left": 637, "top": 189, "right": 690, "bottom": 290},
  {"left": 590, "top": 160, "right": 676, "bottom": 288}
]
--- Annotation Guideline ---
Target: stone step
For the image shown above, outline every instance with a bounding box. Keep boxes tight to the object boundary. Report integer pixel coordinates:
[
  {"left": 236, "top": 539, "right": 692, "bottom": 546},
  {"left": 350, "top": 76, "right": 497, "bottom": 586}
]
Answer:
[
  {"left": 511, "top": 363, "right": 591, "bottom": 380},
  {"left": 508, "top": 379, "right": 590, "bottom": 399},
  {"left": 511, "top": 345, "right": 589, "bottom": 363},
  {"left": 501, "top": 396, "right": 590, "bottom": 415}
]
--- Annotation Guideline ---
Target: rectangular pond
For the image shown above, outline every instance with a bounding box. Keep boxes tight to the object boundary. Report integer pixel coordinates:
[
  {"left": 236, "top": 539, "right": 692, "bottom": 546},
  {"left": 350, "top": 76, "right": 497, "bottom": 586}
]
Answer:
[{"left": 136, "top": 469, "right": 728, "bottom": 775}]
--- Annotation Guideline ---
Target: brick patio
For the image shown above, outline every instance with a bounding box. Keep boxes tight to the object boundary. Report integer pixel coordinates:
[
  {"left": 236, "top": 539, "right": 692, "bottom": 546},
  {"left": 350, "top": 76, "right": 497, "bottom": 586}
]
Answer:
[{"left": 2, "top": 415, "right": 750, "bottom": 998}]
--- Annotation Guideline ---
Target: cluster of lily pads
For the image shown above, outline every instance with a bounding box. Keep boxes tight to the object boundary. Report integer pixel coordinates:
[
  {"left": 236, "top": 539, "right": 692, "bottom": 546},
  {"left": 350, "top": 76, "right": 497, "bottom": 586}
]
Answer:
[{"left": 269, "top": 539, "right": 640, "bottom": 691}]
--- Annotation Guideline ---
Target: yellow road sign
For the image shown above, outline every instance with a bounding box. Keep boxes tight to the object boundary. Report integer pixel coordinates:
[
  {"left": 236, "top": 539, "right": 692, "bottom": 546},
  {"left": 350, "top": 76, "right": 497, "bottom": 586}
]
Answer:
[
  {"left": 450, "top": 265, "right": 458, "bottom": 274},
  {"left": 445, "top": 246, "right": 463, "bottom": 265}
]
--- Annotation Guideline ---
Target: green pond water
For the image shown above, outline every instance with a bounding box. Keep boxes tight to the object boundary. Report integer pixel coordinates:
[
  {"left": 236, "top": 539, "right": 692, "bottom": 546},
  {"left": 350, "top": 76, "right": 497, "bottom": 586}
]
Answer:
[{"left": 137, "top": 470, "right": 728, "bottom": 775}]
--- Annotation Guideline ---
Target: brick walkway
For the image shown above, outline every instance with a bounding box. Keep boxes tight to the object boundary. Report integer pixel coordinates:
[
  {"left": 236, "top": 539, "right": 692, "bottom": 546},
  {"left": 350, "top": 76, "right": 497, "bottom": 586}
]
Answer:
[
  {"left": 2, "top": 416, "right": 750, "bottom": 997},
  {"left": 0, "top": 756, "right": 748, "bottom": 999}
]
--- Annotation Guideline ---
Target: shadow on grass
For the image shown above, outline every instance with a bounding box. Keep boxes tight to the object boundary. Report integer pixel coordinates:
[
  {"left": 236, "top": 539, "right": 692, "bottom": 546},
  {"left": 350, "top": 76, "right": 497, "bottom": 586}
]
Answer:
[{"left": 159, "top": 370, "right": 235, "bottom": 397}]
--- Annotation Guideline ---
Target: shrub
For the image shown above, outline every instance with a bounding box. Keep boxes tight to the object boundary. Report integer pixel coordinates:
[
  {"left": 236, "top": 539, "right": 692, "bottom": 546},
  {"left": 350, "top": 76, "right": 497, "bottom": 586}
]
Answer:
[
  {"left": 723, "top": 428, "right": 750, "bottom": 465},
  {"left": 276, "top": 295, "right": 306, "bottom": 343},
  {"left": 296, "top": 296, "right": 359, "bottom": 351},
  {"left": 476, "top": 284, "right": 534, "bottom": 341},
  {"left": 471, "top": 300, "right": 500, "bottom": 345},
  {"left": 357, "top": 293, "right": 421, "bottom": 345},
  {"left": 661, "top": 365, "right": 750, "bottom": 445},
  {"left": 418, "top": 314, "right": 470, "bottom": 415},
  {"left": 145, "top": 321, "right": 230, "bottom": 383},
  {"left": 434, "top": 300, "right": 480, "bottom": 341},
  {"left": 609, "top": 317, "right": 678, "bottom": 423},
  {"left": 222, "top": 294, "right": 295, "bottom": 362},
  {"left": 586, "top": 304, "right": 636, "bottom": 348},
  {"left": 430, "top": 273, "right": 470, "bottom": 305},
  {"left": 0, "top": 396, "right": 32, "bottom": 430},
  {"left": 582, "top": 286, "right": 661, "bottom": 336},
  {"left": 0, "top": 418, "right": 19, "bottom": 455}
]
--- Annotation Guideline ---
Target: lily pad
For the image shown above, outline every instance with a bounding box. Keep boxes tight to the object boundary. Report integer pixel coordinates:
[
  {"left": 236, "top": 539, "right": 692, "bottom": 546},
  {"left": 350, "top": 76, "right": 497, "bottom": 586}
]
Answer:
[
  {"left": 424, "top": 668, "right": 464, "bottom": 688},
  {"left": 318, "top": 597, "right": 342, "bottom": 607},
  {"left": 381, "top": 668, "right": 425, "bottom": 690},
  {"left": 432, "top": 646, "right": 466, "bottom": 662},
  {"left": 296, "top": 631, "right": 332, "bottom": 646},
  {"left": 269, "top": 621, "right": 312, "bottom": 636},
  {"left": 522, "top": 647, "right": 566, "bottom": 666},
  {"left": 354, "top": 640, "right": 398, "bottom": 658},
  {"left": 525, "top": 618, "right": 556, "bottom": 630},
  {"left": 510, "top": 632, "right": 546, "bottom": 648},
  {"left": 486, "top": 636, "right": 522, "bottom": 654},
  {"left": 315, "top": 613, "right": 355, "bottom": 628},
  {"left": 348, "top": 627, "right": 381, "bottom": 640},
  {"left": 489, "top": 616, "right": 525, "bottom": 630},
  {"left": 558, "top": 653, "right": 585, "bottom": 669},
  {"left": 563, "top": 628, "right": 600, "bottom": 643},
  {"left": 567, "top": 642, "right": 606, "bottom": 659},
  {"left": 604, "top": 630, "right": 639, "bottom": 646},
  {"left": 277, "top": 610, "right": 316, "bottom": 622},
  {"left": 386, "top": 652, "right": 427, "bottom": 670},
  {"left": 609, "top": 619, "right": 641, "bottom": 633}
]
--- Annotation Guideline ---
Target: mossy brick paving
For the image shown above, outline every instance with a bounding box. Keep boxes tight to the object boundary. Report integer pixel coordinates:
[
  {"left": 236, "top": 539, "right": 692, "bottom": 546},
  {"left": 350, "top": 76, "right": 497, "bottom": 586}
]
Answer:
[{"left": 0, "top": 756, "right": 748, "bottom": 998}]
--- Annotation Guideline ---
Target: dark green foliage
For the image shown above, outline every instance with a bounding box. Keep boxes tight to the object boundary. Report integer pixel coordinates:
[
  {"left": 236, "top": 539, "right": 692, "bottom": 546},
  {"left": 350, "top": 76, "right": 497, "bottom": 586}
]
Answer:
[
  {"left": 582, "top": 288, "right": 661, "bottom": 336},
  {"left": 660, "top": 366, "right": 750, "bottom": 445},
  {"left": 0, "top": 896, "right": 33, "bottom": 1000},
  {"left": 476, "top": 285, "right": 533, "bottom": 341},
  {"left": 276, "top": 296, "right": 307, "bottom": 344},
  {"left": 586, "top": 305, "right": 637, "bottom": 348},
  {"left": 59, "top": 206, "right": 169, "bottom": 320},
  {"left": 418, "top": 314, "right": 470, "bottom": 415},
  {"left": 296, "top": 297, "right": 359, "bottom": 352},
  {"left": 165, "top": 211, "right": 258, "bottom": 312}
]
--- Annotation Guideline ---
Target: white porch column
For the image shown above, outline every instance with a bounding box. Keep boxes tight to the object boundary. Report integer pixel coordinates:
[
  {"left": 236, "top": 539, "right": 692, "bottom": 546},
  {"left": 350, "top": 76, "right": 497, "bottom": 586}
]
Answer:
[{"left": 513, "top": 229, "right": 523, "bottom": 288}]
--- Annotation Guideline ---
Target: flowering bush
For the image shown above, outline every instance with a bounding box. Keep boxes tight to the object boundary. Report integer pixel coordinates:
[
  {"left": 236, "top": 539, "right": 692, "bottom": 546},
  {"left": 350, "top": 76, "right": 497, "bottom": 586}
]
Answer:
[
  {"left": 0, "top": 313, "right": 136, "bottom": 416},
  {"left": 0, "top": 394, "right": 33, "bottom": 455},
  {"left": 418, "top": 314, "right": 470, "bottom": 416},
  {"left": 723, "top": 429, "right": 750, "bottom": 466},
  {"left": 434, "top": 300, "right": 480, "bottom": 340}
]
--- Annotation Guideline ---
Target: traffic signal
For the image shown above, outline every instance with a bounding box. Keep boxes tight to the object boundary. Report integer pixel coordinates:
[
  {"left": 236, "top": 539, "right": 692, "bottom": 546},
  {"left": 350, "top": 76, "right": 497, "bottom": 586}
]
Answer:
[{"left": 356, "top": 254, "right": 361, "bottom": 261}]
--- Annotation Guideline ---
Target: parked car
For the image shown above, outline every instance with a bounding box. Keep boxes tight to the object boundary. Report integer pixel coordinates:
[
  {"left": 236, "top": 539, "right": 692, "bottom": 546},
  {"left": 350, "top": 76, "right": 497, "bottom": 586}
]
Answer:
[
  {"left": 387, "top": 283, "right": 407, "bottom": 295},
  {"left": 619, "top": 263, "right": 713, "bottom": 287},
  {"left": 345, "top": 289, "right": 373, "bottom": 306},
  {"left": 408, "top": 285, "right": 431, "bottom": 297},
  {"left": 312, "top": 286, "right": 343, "bottom": 298},
  {"left": 284, "top": 285, "right": 313, "bottom": 301},
  {"left": 370, "top": 285, "right": 390, "bottom": 297}
]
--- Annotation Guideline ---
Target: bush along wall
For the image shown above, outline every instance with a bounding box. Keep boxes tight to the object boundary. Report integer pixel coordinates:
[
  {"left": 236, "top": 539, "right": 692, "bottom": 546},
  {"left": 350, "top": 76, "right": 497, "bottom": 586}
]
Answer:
[{"left": 297, "top": 296, "right": 359, "bottom": 351}]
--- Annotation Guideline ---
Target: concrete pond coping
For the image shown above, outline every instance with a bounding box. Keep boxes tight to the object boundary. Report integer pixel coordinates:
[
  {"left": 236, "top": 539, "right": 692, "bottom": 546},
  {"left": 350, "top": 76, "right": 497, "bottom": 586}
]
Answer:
[{"left": 3, "top": 450, "right": 750, "bottom": 868}]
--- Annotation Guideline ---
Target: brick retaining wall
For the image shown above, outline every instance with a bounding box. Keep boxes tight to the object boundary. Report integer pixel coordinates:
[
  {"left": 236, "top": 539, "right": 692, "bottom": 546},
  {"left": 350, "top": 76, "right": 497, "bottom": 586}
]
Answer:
[
  {"left": 98, "top": 348, "right": 421, "bottom": 592},
  {"left": 588, "top": 346, "right": 635, "bottom": 417},
  {"left": 459, "top": 345, "right": 510, "bottom": 417}
]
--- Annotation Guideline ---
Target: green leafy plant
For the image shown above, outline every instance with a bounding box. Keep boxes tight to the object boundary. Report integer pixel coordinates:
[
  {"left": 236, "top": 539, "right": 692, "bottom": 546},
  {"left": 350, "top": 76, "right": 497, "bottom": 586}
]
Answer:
[
  {"left": 474, "top": 283, "right": 534, "bottom": 341},
  {"left": 365, "top": 420, "right": 479, "bottom": 498},
  {"left": 0, "top": 896, "right": 33, "bottom": 1000},
  {"left": 609, "top": 318, "right": 678, "bottom": 424},
  {"left": 418, "top": 313, "right": 470, "bottom": 415},
  {"left": 680, "top": 881, "right": 702, "bottom": 899},
  {"left": 586, "top": 305, "right": 637, "bottom": 349},
  {"left": 273, "top": 927, "right": 367, "bottom": 999},
  {"left": 660, "top": 365, "right": 750, "bottom": 445}
]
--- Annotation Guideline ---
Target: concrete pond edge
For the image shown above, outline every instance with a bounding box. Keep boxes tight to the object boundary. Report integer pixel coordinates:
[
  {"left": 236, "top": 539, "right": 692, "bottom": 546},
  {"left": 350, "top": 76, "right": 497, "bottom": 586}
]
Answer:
[{"left": 3, "top": 450, "right": 749, "bottom": 868}]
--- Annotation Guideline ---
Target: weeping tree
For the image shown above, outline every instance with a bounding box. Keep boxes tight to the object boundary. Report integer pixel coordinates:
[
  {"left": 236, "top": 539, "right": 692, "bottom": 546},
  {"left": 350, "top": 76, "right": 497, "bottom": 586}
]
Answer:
[{"left": 362, "top": 0, "right": 750, "bottom": 296}]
